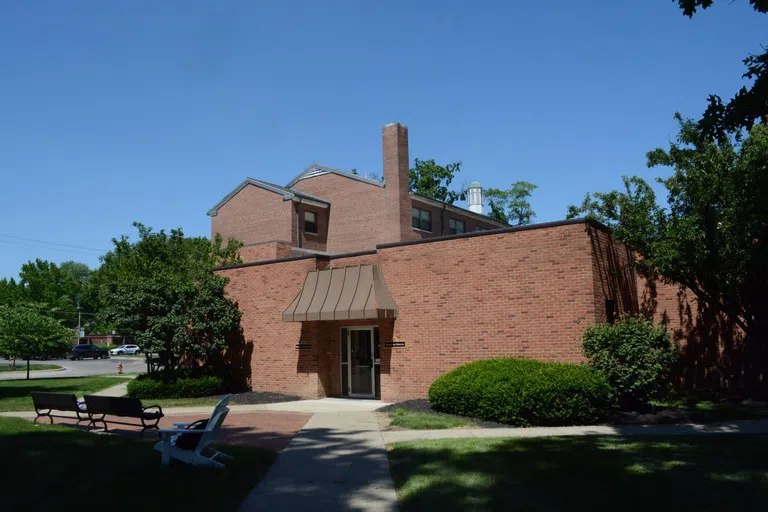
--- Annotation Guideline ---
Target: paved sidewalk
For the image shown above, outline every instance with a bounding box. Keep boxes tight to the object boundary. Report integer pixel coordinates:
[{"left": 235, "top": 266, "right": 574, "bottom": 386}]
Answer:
[
  {"left": 91, "top": 381, "right": 130, "bottom": 397},
  {"left": 239, "top": 411, "right": 398, "bottom": 512},
  {"left": 0, "top": 397, "right": 391, "bottom": 419},
  {"left": 382, "top": 418, "right": 768, "bottom": 444}
]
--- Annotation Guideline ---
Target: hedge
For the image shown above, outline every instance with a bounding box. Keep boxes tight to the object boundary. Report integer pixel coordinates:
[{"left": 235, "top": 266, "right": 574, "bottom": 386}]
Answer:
[
  {"left": 428, "top": 358, "right": 612, "bottom": 426},
  {"left": 127, "top": 375, "right": 224, "bottom": 399}
]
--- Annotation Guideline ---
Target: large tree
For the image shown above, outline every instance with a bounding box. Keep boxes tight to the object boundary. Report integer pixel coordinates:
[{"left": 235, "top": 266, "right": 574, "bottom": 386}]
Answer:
[
  {"left": 485, "top": 182, "right": 538, "bottom": 226},
  {"left": 568, "top": 115, "right": 768, "bottom": 385},
  {"left": 409, "top": 158, "right": 465, "bottom": 204},
  {"left": 674, "top": 0, "right": 768, "bottom": 140},
  {"left": 97, "top": 223, "right": 243, "bottom": 376},
  {"left": 15, "top": 259, "right": 96, "bottom": 328},
  {"left": 0, "top": 305, "right": 74, "bottom": 379}
]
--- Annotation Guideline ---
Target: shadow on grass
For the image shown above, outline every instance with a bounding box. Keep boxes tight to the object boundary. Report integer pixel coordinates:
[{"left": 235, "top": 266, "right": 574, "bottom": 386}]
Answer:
[
  {"left": 388, "top": 435, "right": 768, "bottom": 511},
  {"left": 0, "top": 417, "right": 276, "bottom": 511}
]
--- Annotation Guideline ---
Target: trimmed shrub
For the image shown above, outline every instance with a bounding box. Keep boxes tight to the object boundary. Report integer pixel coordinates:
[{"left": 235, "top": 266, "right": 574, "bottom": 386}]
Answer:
[
  {"left": 127, "top": 375, "right": 224, "bottom": 399},
  {"left": 428, "top": 358, "right": 612, "bottom": 426},
  {"left": 582, "top": 314, "right": 677, "bottom": 409}
]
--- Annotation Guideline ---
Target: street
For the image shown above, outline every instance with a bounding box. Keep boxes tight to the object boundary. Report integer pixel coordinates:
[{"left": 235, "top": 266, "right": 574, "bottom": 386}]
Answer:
[{"left": 0, "top": 356, "right": 146, "bottom": 381}]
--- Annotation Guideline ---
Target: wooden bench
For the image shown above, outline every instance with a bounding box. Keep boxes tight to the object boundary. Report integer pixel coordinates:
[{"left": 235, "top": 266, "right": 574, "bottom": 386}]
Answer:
[
  {"left": 31, "top": 392, "right": 90, "bottom": 425},
  {"left": 83, "top": 395, "right": 164, "bottom": 437}
]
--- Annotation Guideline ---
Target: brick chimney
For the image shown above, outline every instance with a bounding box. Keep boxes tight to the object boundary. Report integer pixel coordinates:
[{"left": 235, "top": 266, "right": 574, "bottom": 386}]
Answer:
[{"left": 382, "top": 122, "right": 412, "bottom": 241}]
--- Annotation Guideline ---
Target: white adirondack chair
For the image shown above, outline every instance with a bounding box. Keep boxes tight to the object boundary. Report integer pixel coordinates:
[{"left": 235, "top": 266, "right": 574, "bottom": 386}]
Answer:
[{"left": 154, "top": 394, "right": 233, "bottom": 468}]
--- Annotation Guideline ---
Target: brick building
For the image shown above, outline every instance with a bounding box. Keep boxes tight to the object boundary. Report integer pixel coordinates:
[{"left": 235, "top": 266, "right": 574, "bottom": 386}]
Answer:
[{"left": 210, "top": 123, "right": 742, "bottom": 401}]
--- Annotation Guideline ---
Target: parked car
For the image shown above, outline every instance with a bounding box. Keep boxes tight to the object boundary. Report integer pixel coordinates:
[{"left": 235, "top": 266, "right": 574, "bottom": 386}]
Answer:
[
  {"left": 109, "top": 345, "right": 141, "bottom": 356},
  {"left": 71, "top": 344, "right": 110, "bottom": 360}
]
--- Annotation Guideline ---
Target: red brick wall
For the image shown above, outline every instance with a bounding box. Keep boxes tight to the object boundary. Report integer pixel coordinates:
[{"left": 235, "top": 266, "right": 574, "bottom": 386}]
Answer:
[
  {"left": 218, "top": 257, "right": 321, "bottom": 398},
  {"left": 637, "top": 273, "right": 748, "bottom": 390},
  {"left": 410, "top": 197, "right": 504, "bottom": 238},
  {"left": 217, "top": 221, "right": 604, "bottom": 401},
  {"left": 239, "top": 242, "right": 294, "bottom": 264},
  {"left": 290, "top": 173, "right": 401, "bottom": 254},
  {"left": 211, "top": 184, "right": 293, "bottom": 245},
  {"left": 588, "top": 226, "right": 640, "bottom": 322}
]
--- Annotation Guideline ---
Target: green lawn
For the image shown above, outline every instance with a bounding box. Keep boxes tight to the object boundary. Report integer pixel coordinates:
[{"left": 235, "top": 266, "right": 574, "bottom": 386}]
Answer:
[
  {"left": 0, "top": 376, "right": 131, "bottom": 411},
  {"left": 389, "top": 409, "right": 475, "bottom": 430},
  {"left": 0, "top": 364, "right": 62, "bottom": 373},
  {"left": 0, "top": 417, "right": 275, "bottom": 511},
  {"left": 388, "top": 435, "right": 768, "bottom": 511},
  {"left": 655, "top": 393, "right": 768, "bottom": 420}
]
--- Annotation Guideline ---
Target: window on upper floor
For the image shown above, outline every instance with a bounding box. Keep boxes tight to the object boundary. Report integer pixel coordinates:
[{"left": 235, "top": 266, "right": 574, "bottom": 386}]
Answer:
[
  {"left": 448, "top": 218, "right": 466, "bottom": 235},
  {"left": 475, "top": 225, "right": 488, "bottom": 232},
  {"left": 304, "top": 211, "right": 317, "bottom": 234},
  {"left": 412, "top": 207, "right": 432, "bottom": 232}
]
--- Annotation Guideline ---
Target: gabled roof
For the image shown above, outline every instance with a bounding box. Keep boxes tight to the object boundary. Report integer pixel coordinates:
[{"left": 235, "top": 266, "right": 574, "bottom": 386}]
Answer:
[
  {"left": 207, "top": 178, "right": 330, "bottom": 217},
  {"left": 285, "top": 163, "right": 386, "bottom": 188}
]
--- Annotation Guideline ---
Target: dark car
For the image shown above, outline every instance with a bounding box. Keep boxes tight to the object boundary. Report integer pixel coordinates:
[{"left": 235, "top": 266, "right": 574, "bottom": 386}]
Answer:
[{"left": 71, "top": 344, "right": 110, "bottom": 360}]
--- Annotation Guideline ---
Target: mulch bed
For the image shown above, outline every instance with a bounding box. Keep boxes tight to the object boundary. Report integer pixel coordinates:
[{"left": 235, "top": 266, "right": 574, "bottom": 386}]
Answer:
[
  {"left": 226, "top": 391, "right": 303, "bottom": 405},
  {"left": 380, "top": 399, "right": 750, "bottom": 428}
]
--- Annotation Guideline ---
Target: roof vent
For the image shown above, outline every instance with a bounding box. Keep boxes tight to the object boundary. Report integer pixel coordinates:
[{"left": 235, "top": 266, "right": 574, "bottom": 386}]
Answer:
[{"left": 468, "top": 181, "right": 483, "bottom": 215}]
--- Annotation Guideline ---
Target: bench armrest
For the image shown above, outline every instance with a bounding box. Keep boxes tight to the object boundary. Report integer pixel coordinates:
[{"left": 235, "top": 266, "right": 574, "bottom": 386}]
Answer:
[{"left": 143, "top": 404, "right": 163, "bottom": 416}]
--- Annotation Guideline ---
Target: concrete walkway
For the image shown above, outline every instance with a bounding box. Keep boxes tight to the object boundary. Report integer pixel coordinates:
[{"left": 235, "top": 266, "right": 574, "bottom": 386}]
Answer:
[
  {"left": 0, "top": 397, "right": 391, "bottom": 420},
  {"left": 91, "top": 381, "right": 130, "bottom": 397},
  {"left": 239, "top": 411, "right": 398, "bottom": 512},
  {"left": 382, "top": 418, "right": 768, "bottom": 444}
]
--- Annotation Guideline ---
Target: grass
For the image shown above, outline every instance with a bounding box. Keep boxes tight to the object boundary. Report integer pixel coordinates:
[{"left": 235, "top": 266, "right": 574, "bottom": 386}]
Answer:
[
  {"left": 0, "top": 364, "right": 62, "bottom": 373},
  {"left": 388, "top": 435, "right": 768, "bottom": 511},
  {"left": 0, "top": 417, "right": 275, "bottom": 511},
  {"left": 654, "top": 393, "right": 768, "bottom": 420},
  {"left": 389, "top": 409, "right": 475, "bottom": 430},
  {"left": 0, "top": 376, "right": 131, "bottom": 412}
]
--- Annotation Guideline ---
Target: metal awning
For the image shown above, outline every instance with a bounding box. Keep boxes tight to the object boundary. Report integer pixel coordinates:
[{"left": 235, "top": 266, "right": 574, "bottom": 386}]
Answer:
[{"left": 282, "top": 264, "right": 398, "bottom": 322}]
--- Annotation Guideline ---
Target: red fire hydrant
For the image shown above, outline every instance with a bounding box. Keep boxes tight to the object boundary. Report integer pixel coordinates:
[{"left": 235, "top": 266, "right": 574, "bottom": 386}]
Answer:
[{"left": 117, "top": 362, "right": 123, "bottom": 375}]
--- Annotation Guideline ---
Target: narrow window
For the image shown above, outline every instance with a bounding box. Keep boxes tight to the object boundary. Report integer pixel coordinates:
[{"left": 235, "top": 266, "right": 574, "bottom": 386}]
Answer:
[
  {"left": 411, "top": 207, "right": 432, "bottom": 232},
  {"left": 340, "top": 328, "right": 349, "bottom": 397},
  {"left": 605, "top": 299, "right": 616, "bottom": 324},
  {"left": 475, "top": 225, "right": 488, "bottom": 232},
  {"left": 304, "top": 211, "right": 317, "bottom": 234},
  {"left": 449, "top": 218, "right": 466, "bottom": 235}
]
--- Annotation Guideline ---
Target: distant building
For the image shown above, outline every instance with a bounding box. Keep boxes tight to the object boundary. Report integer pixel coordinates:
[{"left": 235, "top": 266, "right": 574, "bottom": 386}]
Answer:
[{"left": 76, "top": 334, "right": 133, "bottom": 346}]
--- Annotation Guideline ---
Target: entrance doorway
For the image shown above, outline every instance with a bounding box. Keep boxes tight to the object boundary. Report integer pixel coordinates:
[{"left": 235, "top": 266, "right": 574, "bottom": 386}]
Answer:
[{"left": 340, "top": 327, "right": 380, "bottom": 398}]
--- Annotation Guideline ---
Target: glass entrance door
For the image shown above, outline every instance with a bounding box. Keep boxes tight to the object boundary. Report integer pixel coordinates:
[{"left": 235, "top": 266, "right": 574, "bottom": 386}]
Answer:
[{"left": 348, "top": 329, "right": 374, "bottom": 397}]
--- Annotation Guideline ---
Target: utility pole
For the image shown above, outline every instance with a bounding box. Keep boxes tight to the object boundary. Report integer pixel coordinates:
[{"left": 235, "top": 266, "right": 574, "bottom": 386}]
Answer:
[{"left": 77, "top": 305, "right": 81, "bottom": 344}]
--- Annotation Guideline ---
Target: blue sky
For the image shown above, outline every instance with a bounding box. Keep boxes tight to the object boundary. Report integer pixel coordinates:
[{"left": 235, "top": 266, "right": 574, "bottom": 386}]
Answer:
[{"left": 0, "top": 1, "right": 763, "bottom": 279}]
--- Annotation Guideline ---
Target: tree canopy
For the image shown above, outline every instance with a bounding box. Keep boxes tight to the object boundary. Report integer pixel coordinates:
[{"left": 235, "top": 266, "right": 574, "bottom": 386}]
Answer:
[
  {"left": 485, "top": 182, "right": 538, "bottom": 226},
  {"left": 0, "top": 305, "right": 74, "bottom": 379},
  {"left": 674, "top": 0, "right": 768, "bottom": 140},
  {"left": 97, "top": 223, "right": 243, "bottom": 376},
  {"left": 567, "top": 115, "right": 768, "bottom": 380},
  {"left": 409, "top": 158, "right": 465, "bottom": 204}
]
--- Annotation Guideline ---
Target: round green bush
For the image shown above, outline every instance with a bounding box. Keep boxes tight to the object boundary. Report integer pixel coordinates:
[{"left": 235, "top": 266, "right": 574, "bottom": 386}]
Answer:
[
  {"left": 582, "top": 314, "right": 677, "bottom": 409},
  {"left": 428, "top": 358, "right": 612, "bottom": 426},
  {"left": 127, "top": 375, "right": 224, "bottom": 399}
]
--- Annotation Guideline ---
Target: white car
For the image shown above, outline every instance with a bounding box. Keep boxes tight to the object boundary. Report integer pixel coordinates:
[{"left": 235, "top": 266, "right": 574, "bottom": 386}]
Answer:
[{"left": 109, "top": 344, "right": 141, "bottom": 355}]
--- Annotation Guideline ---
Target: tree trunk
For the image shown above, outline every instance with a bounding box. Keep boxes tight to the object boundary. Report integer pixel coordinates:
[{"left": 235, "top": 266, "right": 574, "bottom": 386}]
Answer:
[{"left": 26, "top": 359, "right": 30, "bottom": 380}]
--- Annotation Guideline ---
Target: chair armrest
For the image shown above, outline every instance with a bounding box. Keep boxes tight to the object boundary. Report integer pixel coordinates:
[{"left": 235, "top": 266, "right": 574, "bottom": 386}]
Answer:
[
  {"left": 158, "top": 428, "right": 187, "bottom": 434},
  {"left": 172, "top": 422, "right": 194, "bottom": 428}
]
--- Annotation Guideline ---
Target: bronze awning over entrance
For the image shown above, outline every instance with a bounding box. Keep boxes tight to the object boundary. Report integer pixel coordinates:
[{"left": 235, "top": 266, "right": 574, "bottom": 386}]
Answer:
[{"left": 282, "top": 264, "right": 398, "bottom": 322}]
